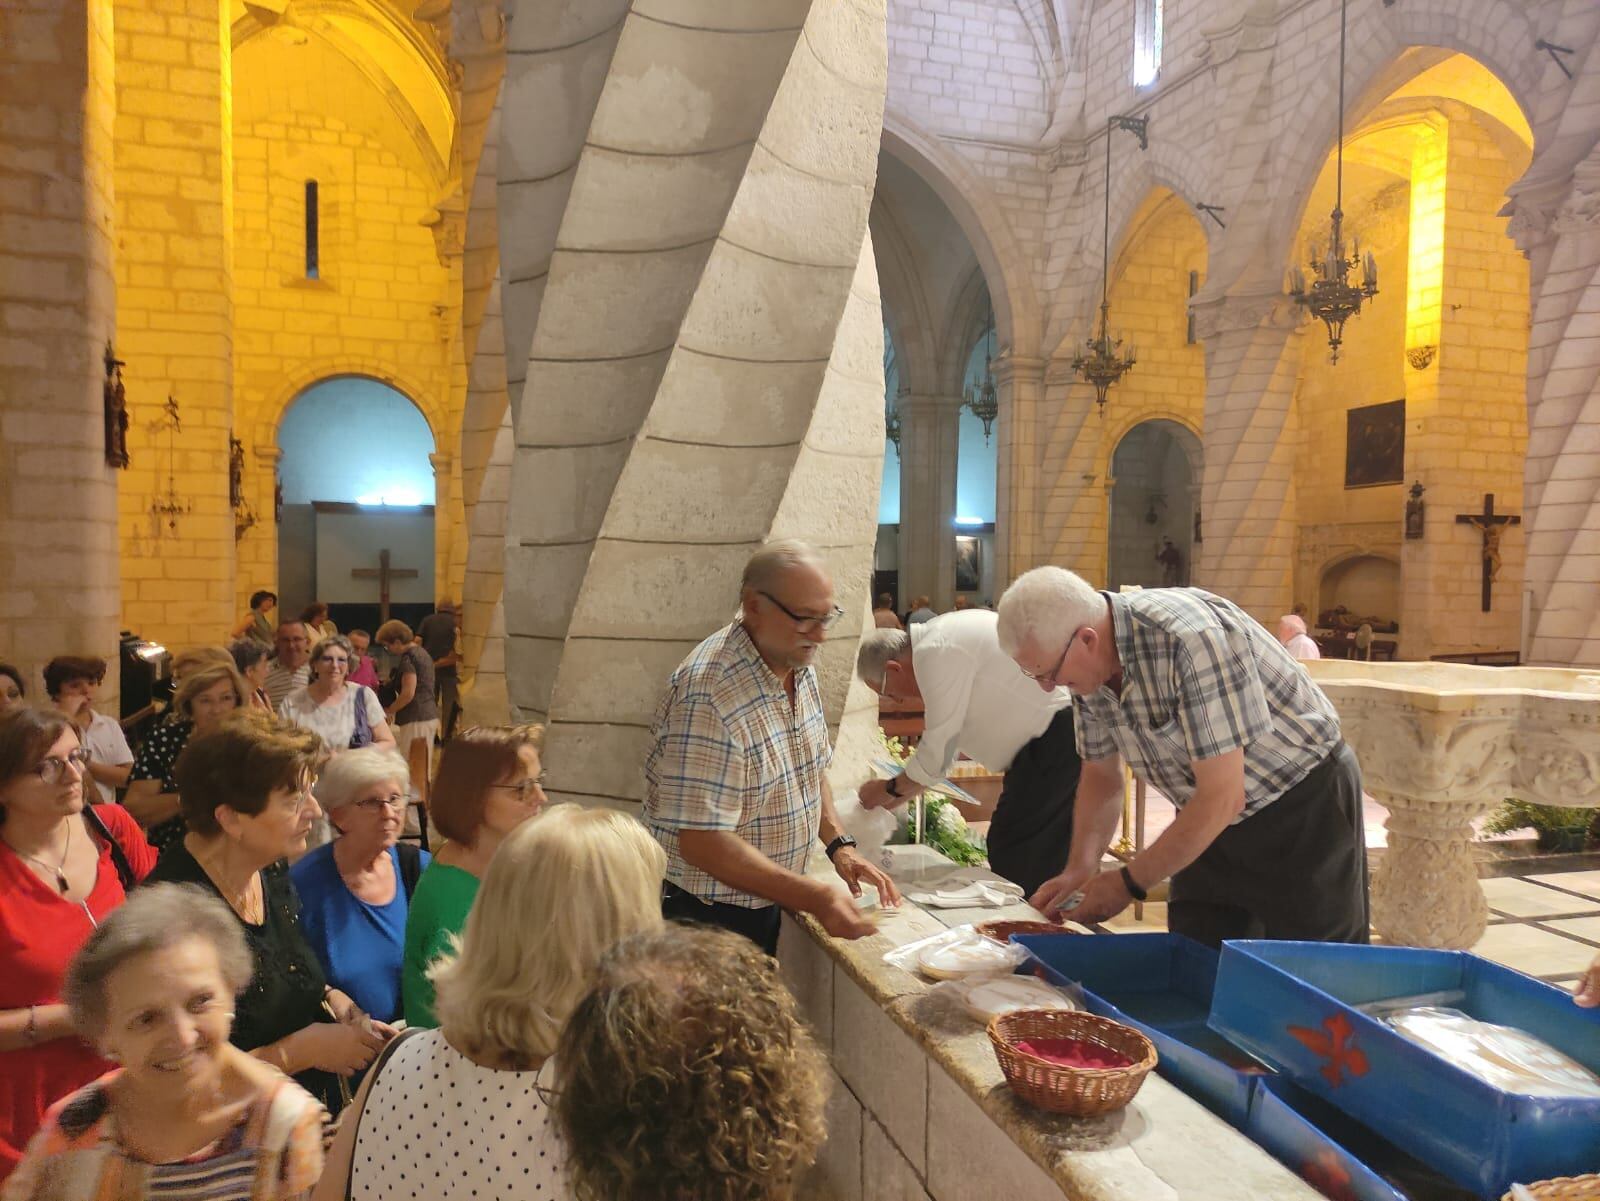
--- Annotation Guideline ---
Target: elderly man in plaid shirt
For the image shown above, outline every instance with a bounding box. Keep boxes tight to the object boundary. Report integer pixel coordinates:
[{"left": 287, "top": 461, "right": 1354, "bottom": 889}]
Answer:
[
  {"left": 997, "top": 566, "right": 1369, "bottom": 947},
  {"left": 644, "top": 540, "right": 901, "bottom": 954}
]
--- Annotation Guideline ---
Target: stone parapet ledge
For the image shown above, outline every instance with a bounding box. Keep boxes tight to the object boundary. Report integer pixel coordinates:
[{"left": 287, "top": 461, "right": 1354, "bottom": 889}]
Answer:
[{"left": 781, "top": 862, "right": 1322, "bottom": 1201}]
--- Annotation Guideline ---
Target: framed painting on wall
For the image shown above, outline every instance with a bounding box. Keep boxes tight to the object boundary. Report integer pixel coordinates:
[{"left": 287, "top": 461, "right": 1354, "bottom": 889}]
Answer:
[
  {"left": 955, "top": 535, "right": 981, "bottom": 592},
  {"left": 1345, "top": 399, "right": 1406, "bottom": 488}
]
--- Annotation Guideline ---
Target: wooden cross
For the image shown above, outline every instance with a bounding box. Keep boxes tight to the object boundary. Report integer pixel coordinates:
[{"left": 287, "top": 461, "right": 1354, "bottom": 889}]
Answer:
[
  {"left": 1454, "top": 493, "right": 1520, "bottom": 613},
  {"left": 350, "top": 548, "right": 418, "bottom": 621}
]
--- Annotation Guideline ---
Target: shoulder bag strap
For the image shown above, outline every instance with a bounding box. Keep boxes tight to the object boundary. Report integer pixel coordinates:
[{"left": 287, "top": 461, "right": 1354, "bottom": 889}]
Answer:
[
  {"left": 80, "top": 803, "right": 137, "bottom": 893},
  {"left": 344, "top": 1026, "right": 425, "bottom": 1201},
  {"left": 396, "top": 842, "right": 422, "bottom": 901}
]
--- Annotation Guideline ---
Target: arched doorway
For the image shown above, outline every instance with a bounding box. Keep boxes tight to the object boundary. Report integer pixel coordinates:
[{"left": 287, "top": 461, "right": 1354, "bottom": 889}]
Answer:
[
  {"left": 1108, "top": 419, "right": 1200, "bottom": 590},
  {"left": 276, "top": 376, "right": 436, "bottom": 631}
]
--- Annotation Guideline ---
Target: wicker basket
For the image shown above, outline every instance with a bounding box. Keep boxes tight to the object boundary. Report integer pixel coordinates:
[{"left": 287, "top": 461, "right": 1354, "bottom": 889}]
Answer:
[
  {"left": 1503, "top": 1176, "right": 1600, "bottom": 1201},
  {"left": 988, "top": 1009, "right": 1157, "bottom": 1116},
  {"left": 976, "top": 919, "right": 1078, "bottom": 944}
]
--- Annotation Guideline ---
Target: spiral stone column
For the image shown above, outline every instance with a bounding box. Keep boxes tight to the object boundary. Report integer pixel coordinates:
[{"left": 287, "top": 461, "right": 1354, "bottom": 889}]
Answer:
[{"left": 498, "top": 0, "right": 889, "bottom": 809}]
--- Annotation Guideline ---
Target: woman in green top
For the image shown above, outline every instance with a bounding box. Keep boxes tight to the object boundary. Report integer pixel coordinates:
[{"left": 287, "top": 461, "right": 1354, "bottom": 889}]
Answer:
[
  {"left": 402, "top": 724, "right": 548, "bottom": 1026},
  {"left": 231, "top": 590, "right": 277, "bottom": 647}
]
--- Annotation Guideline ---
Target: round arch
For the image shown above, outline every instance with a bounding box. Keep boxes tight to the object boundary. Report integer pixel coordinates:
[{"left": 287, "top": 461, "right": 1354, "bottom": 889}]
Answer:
[
  {"left": 1316, "top": 552, "right": 1401, "bottom": 625},
  {"left": 259, "top": 361, "right": 444, "bottom": 453},
  {"left": 276, "top": 375, "right": 437, "bottom": 507}
]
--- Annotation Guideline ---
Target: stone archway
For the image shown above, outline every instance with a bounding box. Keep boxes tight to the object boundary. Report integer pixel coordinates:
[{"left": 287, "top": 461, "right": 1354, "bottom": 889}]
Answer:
[{"left": 1108, "top": 419, "right": 1201, "bottom": 591}]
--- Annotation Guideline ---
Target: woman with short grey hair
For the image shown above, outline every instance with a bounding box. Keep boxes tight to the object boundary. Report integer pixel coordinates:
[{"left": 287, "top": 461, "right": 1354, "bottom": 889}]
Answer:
[
  {"left": 289, "top": 747, "right": 427, "bottom": 1025},
  {"left": 5, "top": 884, "right": 328, "bottom": 1201}
]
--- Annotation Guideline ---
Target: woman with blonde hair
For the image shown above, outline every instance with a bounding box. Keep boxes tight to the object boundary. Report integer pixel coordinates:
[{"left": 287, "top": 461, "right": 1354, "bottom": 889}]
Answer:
[
  {"left": 315, "top": 805, "right": 666, "bottom": 1200},
  {"left": 400, "top": 724, "right": 545, "bottom": 1027},
  {"left": 124, "top": 660, "right": 250, "bottom": 854}
]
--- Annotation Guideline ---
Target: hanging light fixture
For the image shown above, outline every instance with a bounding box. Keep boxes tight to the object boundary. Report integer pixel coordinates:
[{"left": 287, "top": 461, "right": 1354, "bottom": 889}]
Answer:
[
  {"left": 962, "top": 303, "right": 999, "bottom": 443},
  {"left": 885, "top": 392, "right": 903, "bottom": 456},
  {"left": 1073, "top": 115, "right": 1146, "bottom": 413},
  {"left": 1289, "top": 0, "right": 1378, "bottom": 363}
]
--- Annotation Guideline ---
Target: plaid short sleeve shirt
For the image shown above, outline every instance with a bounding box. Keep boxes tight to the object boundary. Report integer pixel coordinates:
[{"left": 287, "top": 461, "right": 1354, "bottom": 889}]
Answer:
[
  {"left": 1074, "top": 589, "right": 1342, "bottom": 820},
  {"left": 644, "top": 621, "right": 831, "bottom": 908}
]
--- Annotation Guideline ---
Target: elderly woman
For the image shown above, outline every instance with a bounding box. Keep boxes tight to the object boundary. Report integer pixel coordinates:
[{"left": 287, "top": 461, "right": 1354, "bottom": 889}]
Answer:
[
  {"left": 44, "top": 657, "right": 133, "bottom": 806},
  {"left": 125, "top": 661, "right": 249, "bottom": 855},
  {"left": 289, "top": 747, "right": 427, "bottom": 1025},
  {"left": 231, "top": 591, "right": 277, "bottom": 648},
  {"left": 229, "top": 638, "right": 274, "bottom": 713},
  {"left": 344, "top": 630, "right": 380, "bottom": 691},
  {"left": 0, "top": 666, "right": 24, "bottom": 714},
  {"left": 314, "top": 805, "right": 665, "bottom": 1200},
  {"left": 145, "top": 713, "right": 390, "bottom": 1114},
  {"left": 278, "top": 636, "right": 393, "bottom": 755},
  {"left": 400, "top": 724, "right": 546, "bottom": 1027},
  {"left": 298, "top": 603, "right": 337, "bottom": 643},
  {"left": 3, "top": 884, "right": 327, "bottom": 1201},
  {"left": 0, "top": 708, "right": 157, "bottom": 1182},
  {"left": 554, "top": 925, "right": 829, "bottom": 1201}
]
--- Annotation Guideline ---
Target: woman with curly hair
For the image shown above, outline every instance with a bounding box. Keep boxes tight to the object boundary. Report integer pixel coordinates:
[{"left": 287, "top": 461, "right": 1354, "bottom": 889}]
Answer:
[
  {"left": 313, "top": 804, "right": 665, "bottom": 1200},
  {"left": 553, "top": 924, "right": 829, "bottom": 1201}
]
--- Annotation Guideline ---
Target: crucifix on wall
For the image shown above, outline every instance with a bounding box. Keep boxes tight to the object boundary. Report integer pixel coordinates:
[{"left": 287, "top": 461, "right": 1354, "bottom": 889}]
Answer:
[
  {"left": 351, "top": 548, "right": 419, "bottom": 621},
  {"left": 1454, "top": 493, "right": 1520, "bottom": 613}
]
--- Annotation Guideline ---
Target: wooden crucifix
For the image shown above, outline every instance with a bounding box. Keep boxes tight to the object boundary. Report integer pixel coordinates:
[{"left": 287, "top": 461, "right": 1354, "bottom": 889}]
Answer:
[
  {"left": 1454, "top": 493, "right": 1520, "bottom": 613},
  {"left": 351, "top": 548, "right": 418, "bottom": 621}
]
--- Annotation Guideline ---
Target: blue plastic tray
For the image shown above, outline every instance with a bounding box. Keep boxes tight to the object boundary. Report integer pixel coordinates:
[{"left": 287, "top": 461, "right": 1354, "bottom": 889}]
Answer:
[
  {"left": 1013, "top": 932, "right": 1270, "bottom": 1125},
  {"left": 1209, "top": 941, "right": 1600, "bottom": 1198}
]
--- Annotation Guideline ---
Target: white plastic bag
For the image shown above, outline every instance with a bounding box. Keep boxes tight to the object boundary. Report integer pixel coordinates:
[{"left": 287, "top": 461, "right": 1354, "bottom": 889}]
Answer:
[{"left": 1384, "top": 1006, "right": 1600, "bottom": 1098}]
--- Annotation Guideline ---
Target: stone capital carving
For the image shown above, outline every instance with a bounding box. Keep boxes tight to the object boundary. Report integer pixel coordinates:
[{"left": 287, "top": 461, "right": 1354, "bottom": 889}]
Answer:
[
  {"left": 429, "top": 451, "right": 454, "bottom": 476},
  {"left": 1190, "top": 290, "right": 1299, "bottom": 341},
  {"left": 992, "top": 354, "right": 1045, "bottom": 388},
  {"left": 253, "top": 444, "right": 284, "bottom": 466}
]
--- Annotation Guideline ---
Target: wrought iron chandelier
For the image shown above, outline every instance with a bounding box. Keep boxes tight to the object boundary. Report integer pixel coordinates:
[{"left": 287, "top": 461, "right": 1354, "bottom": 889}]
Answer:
[
  {"left": 1073, "top": 115, "right": 1146, "bottom": 412},
  {"left": 1289, "top": 0, "right": 1377, "bottom": 363},
  {"left": 885, "top": 394, "right": 903, "bottom": 456},
  {"left": 962, "top": 303, "right": 999, "bottom": 443}
]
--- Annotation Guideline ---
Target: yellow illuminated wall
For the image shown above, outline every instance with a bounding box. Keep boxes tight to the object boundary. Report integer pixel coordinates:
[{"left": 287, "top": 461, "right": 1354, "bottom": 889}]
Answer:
[{"left": 1404, "top": 121, "right": 1446, "bottom": 365}]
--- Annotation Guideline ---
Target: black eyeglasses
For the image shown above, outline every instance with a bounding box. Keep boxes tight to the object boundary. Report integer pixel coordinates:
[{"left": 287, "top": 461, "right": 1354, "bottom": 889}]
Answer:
[
  {"left": 1019, "top": 631, "right": 1078, "bottom": 686},
  {"left": 490, "top": 774, "right": 547, "bottom": 805},
  {"left": 758, "top": 591, "right": 844, "bottom": 633},
  {"left": 34, "top": 748, "right": 91, "bottom": 785},
  {"left": 353, "top": 791, "right": 407, "bottom": 813}
]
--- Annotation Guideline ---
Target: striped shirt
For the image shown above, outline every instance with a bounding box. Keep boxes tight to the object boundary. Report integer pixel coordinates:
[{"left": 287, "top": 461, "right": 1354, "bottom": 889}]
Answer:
[
  {"left": 1074, "top": 589, "right": 1341, "bottom": 820},
  {"left": 3, "top": 1071, "right": 326, "bottom": 1201},
  {"left": 644, "top": 621, "right": 831, "bottom": 908}
]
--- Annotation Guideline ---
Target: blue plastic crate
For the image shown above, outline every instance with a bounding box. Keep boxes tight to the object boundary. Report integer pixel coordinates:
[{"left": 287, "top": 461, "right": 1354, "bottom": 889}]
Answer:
[
  {"left": 1013, "top": 932, "right": 1270, "bottom": 1125},
  {"left": 1247, "top": 1077, "right": 1422, "bottom": 1201},
  {"left": 1209, "top": 941, "right": 1600, "bottom": 1199}
]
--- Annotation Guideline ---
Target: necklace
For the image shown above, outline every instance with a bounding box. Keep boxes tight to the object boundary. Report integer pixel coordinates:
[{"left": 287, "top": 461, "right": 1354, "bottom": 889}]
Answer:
[{"left": 2, "top": 818, "right": 73, "bottom": 894}]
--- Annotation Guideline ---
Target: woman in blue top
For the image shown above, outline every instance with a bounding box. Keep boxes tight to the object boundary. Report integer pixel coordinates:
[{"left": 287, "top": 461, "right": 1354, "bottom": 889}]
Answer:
[{"left": 290, "top": 746, "right": 427, "bottom": 1023}]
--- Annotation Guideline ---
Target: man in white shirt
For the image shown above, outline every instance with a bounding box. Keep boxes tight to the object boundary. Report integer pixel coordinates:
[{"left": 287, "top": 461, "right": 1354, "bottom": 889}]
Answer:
[
  {"left": 46, "top": 655, "right": 134, "bottom": 804},
  {"left": 264, "top": 620, "right": 312, "bottom": 708},
  {"left": 855, "top": 610, "right": 1081, "bottom": 895},
  {"left": 1277, "top": 614, "right": 1321, "bottom": 660}
]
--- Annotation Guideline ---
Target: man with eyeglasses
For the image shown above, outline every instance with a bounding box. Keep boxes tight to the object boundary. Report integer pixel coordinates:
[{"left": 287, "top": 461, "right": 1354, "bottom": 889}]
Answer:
[
  {"left": 644, "top": 540, "right": 901, "bottom": 955},
  {"left": 997, "top": 567, "right": 1368, "bottom": 948},
  {"left": 853, "top": 612, "right": 1080, "bottom": 896}
]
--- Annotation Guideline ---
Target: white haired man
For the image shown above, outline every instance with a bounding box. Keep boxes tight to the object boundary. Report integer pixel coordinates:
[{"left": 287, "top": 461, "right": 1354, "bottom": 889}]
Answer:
[
  {"left": 996, "top": 567, "right": 1368, "bottom": 947},
  {"left": 855, "top": 611, "right": 1081, "bottom": 896},
  {"left": 1277, "top": 614, "right": 1321, "bottom": 660},
  {"left": 643, "top": 540, "right": 901, "bottom": 954}
]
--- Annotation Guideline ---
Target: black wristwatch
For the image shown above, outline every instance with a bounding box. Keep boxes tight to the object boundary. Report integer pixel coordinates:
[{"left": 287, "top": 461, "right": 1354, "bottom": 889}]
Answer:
[
  {"left": 824, "top": 834, "right": 858, "bottom": 861},
  {"left": 885, "top": 774, "right": 904, "bottom": 798},
  {"left": 1119, "top": 865, "right": 1148, "bottom": 902}
]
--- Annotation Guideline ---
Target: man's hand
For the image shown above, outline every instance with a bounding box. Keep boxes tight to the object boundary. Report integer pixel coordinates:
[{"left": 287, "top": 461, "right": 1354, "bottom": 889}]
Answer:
[
  {"left": 832, "top": 846, "right": 901, "bottom": 907},
  {"left": 810, "top": 887, "right": 878, "bottom": 940},
  {"left": 1029, "top": 861, "right": 1095, "bottom": 919},
  {"left": 1068, "top": 869, "right": 1134, "bottom": 925},
  {"left": 1576, "top": 953, "right": 1600, "bottom": 1008},
  {"left": 856, "top": 776, "right": 899, "bottom": 811}
]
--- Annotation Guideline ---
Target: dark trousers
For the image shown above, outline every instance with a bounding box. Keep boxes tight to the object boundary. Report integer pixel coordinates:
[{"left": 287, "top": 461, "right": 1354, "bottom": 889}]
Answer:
[
  {"left": 662, "top": 881, "right": 782, "bottom": 956},
  {"left": 435, "top": 669, "right": 460, "bottom": 741},
  {"left": 986, "top": 707, "right": 1082, "bottom": 898},
  {"left": 1168, "top": 740, "right": 1371, "bottom": 948}
]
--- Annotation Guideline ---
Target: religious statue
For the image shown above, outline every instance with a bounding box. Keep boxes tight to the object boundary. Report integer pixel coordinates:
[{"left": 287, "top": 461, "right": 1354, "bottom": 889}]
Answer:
[
  {"left": 102, "top": 343, "right": 130, "bottom": 470},
  {"left": 229, "top": 436, "right": 245, "bottom": 511},
  {"left": 1468, "top": 517, "right": 1506, "bottom": 583},
  {"left": 1405, "top": 481, "right": 1425, "bottom": 539},
  {"left": 1155, "top": 537, "right": 1184, "bottom": 587}
]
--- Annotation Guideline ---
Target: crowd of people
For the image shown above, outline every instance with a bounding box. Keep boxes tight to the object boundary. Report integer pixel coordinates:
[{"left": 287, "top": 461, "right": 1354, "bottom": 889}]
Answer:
[{"left": 1, "top": 557, "right": 1597, "bottom": 1200}]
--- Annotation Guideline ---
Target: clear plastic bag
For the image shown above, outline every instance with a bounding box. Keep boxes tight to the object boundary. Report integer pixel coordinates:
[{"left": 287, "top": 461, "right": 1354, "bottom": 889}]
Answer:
[
  {"left": 929, "top": 972, "right": 1082, "bottom": 1023},
  {"left": 1383, "top": 1006, "right": 1600, "bottom": 1098},
  {"left": 882, "top": 924, "right": 1030, "bottom": 980}
]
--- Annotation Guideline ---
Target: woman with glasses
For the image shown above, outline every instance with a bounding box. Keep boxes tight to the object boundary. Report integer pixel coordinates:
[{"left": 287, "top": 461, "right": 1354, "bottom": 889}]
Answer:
[
  {"left": 278, "top": 635, "right": 394, "bottom": 756},
  {"left": 145, "top": 713, "right": 392, "bottom": 1115},
  {"left": 314, "top": 805, "right": 663, "bottom": 1201},
  {"left": 0, "top": 708, "right": 157, "bottom": 1183},
  {"left": 401, "top": 725, "right": 546, "bottom": 1028},
  {"left": 289, "top": 748, "right": 427, "bottom": 1026}
]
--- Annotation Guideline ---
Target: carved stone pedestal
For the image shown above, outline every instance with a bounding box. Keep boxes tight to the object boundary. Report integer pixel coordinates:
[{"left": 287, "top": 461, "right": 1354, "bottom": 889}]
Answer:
[{"left": 1371, "top": 806, "right": 1491, "bottom": 950}]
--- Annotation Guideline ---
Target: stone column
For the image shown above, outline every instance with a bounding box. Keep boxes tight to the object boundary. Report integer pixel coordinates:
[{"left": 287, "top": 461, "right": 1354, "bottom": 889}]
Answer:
[
  {"left": 110, "top": 0, "right": 235, "bottom": 651},
  {"left": 0, "top": 0, "right": 122, "bottom": 690},
  {"left": 1034, "top": 359, "right": 1107, "bottom": 582},
  {"left": 896, "top": 393, "right": 960, "bottom": 609},
  {"left": 499, "top": 0, "right": 887, "bottom": 811},
  {"left": 1192, "top": 291, "right": 1303, "bottom": 622},
  {"left": 429, "top": 451, "right": 454, "bottom": 603},
  {"left": 993, "top": 354, "right": 1045, "bottom": 586}
]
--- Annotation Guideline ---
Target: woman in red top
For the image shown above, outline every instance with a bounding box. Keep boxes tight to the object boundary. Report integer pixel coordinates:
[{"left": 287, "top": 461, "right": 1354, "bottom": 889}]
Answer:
[{"left": 0, "top": 707, "right": 157, "bottom": 1182}]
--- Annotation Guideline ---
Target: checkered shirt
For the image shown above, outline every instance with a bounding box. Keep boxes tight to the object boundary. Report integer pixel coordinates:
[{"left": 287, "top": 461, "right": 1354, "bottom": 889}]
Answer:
[
  {"left": 644, "top": 621, "right": 831, "bottom": 908},
  {"left": 1074, "top": 589, "right": 1342, "bottom": 821}
]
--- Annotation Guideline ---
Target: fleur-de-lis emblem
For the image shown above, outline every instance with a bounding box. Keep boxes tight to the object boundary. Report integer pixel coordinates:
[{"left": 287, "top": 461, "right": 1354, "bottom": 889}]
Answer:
[{"left": 1287, "top": 1013, "right": 1369, "bottom": 1088}]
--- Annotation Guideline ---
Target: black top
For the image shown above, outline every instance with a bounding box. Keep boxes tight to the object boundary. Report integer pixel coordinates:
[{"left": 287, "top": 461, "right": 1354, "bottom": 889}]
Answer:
[
  {"left": 127, "top": 718, "right": 192, "bottom": 856},
  {"left": 392, "top": 646, "right": 437, "bottom": 724},
  {"left": 147, "top": 841, "right": 344, "bottom": 1113},
  {"left": 415, "top": 612, "right": 457, "bottom": 670}
]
